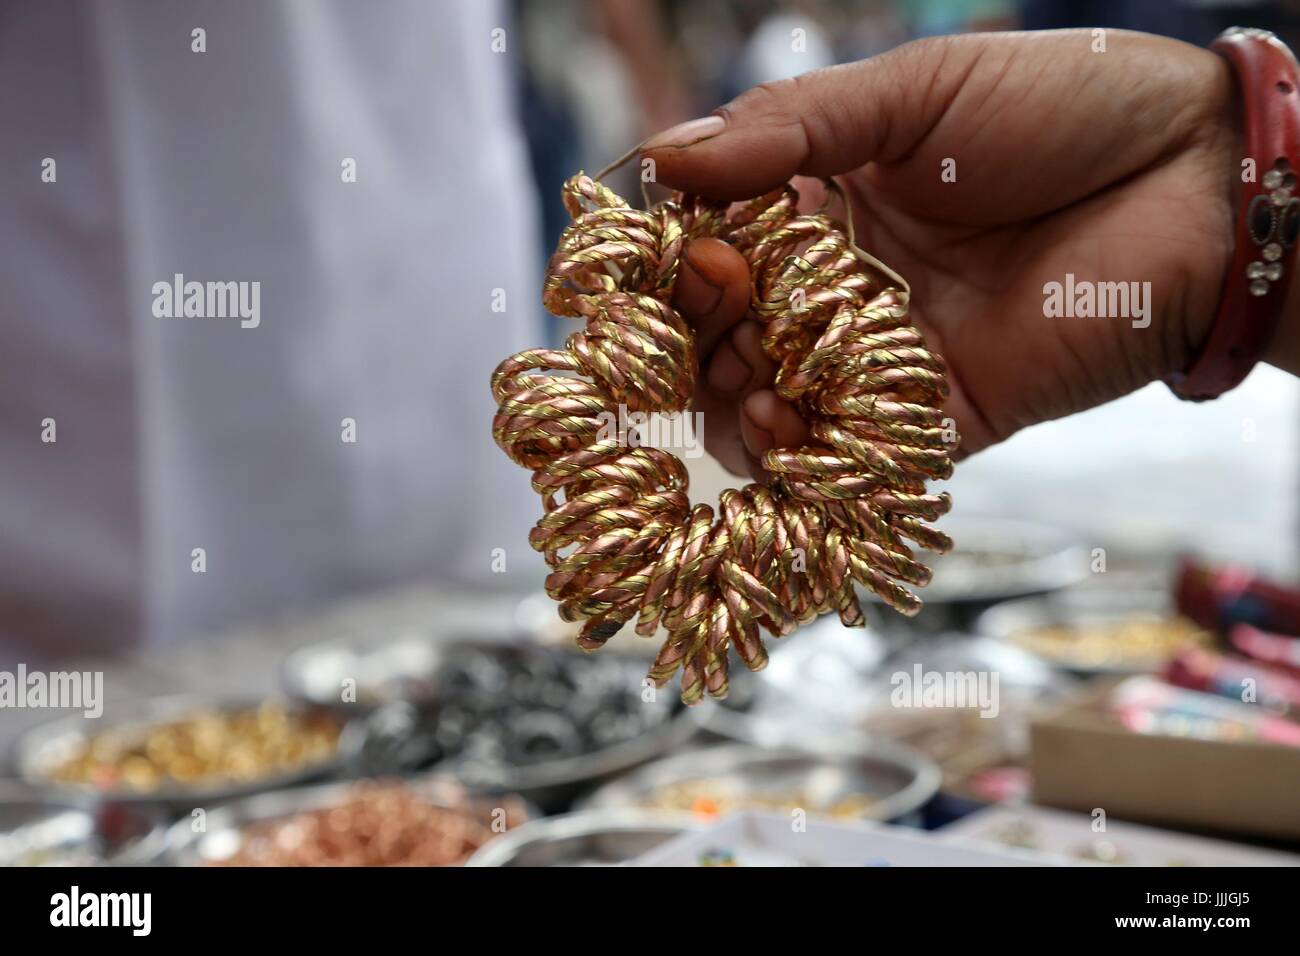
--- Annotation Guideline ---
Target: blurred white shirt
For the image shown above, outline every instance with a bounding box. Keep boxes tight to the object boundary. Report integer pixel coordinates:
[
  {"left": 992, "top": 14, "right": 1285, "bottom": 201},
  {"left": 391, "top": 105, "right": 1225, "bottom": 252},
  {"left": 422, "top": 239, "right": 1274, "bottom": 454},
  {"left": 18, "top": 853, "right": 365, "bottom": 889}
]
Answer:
[{"left": 0, "top": 0, "right": 544, "bottom": 663}]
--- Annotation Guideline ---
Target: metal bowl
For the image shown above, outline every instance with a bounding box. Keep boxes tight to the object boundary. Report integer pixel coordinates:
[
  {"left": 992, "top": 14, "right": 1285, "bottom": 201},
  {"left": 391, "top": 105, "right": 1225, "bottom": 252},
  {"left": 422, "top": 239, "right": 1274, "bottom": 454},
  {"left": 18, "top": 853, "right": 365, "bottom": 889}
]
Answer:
[
  {"left": 281, "top": 636, "right": 699, "bottom": 811},
  {"left": 13, "top": 695, "right": 366, "bottom": 811},
  {"left": 857, "top": 516, "right": 1090, "bottom": 637},
  {"left": 465, "top": 809, "right": 697, "bottom": 866},
  {"left": 0, "top": 781, "right": 166, "bottom": 866},
  {"left": 580, "top": 742, "right": 941, "bottom": 823},
  {"left": 975, "top": 587, "right": 1206, "bottom": 675},
  {"left": 916, "top": 517, "right": 1090, "bottom": 605},
  {"left": 163, "top": 776, "right": 531, "bottom": 866},
  {"left": 280, "top": 632, "right": 444, "bottom": 708}
]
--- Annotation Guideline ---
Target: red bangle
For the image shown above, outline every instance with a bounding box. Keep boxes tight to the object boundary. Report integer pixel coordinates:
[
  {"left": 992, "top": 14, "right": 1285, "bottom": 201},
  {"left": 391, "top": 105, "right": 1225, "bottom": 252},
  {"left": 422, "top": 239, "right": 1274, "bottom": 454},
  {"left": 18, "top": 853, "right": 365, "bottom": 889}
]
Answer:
[{"left": 1168, "top": 27, "right": 1300, "bottom": 401}]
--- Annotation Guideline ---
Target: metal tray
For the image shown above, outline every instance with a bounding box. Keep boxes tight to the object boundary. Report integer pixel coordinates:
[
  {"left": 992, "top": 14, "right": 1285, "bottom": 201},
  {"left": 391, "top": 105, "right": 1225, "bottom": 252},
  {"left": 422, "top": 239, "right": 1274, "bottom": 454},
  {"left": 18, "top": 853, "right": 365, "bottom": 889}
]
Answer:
[
  {"left": 162, "top": 776, "right": 531, "bottom": 866},
  {"left": 975, "top": 587, "right": 1200, "bottom": 674},
  {"left": 913, "top": 517, "right": 1089, "bottom": 605},
  {"left": 13, "top": 694, "right": 366, "bottom": 811},
  {"left": 0, "top": 781, "right": 166, "bottom": 866},
  {"left": 580, "top": 742, "right": 940, "bottom": 823},
  {"left": 279, "top": 632, "right": 444, "bottom": 708},
  {"left": 465, "top": 809, "right": 696, "bottom": 866},
  {"left": 280, "top": 636, "right": 699, "bottom": 810}
]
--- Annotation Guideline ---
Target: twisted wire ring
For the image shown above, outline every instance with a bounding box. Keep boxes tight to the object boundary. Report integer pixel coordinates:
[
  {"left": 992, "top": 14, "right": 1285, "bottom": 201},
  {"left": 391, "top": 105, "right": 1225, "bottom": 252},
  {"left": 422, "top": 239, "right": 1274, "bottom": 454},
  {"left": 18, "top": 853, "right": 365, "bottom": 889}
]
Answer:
[{"left": 491, "top": 171, "right": 956, "bottom": 705}]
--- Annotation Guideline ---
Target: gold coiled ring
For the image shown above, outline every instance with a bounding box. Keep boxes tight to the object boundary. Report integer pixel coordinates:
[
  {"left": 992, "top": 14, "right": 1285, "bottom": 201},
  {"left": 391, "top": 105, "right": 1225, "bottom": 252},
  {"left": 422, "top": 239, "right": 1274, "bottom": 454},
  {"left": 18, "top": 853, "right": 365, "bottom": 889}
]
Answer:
[{"left": 491, "top": 170, "right": 956, "bottom": 705}]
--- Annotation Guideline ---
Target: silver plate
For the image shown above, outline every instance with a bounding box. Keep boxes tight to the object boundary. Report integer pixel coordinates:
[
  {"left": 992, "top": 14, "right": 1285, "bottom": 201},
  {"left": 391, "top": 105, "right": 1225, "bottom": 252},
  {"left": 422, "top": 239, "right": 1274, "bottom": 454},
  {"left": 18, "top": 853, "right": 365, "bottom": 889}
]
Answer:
[
  {"left": 465, "top": 809, "right": 696, "bottom": 866},
  {"left": 163, "top": 776, "right": 532, "bottom": 866},
  {"left": 13, "top": 694, "right": 366, "bottom": 811},
  {"left": 280, "top": 636, "right": 699, "bottom": 806},
  {"left": 0, "top": 781, "right": 166, "bottom": 866},
  {"left": 280, "top": 632, "right": 444, "bottom": 707},
  {"left": 580, "top": 742, "right": 941, "bottom": 823},
  {"left": 975, "top": 587, "right": 1185, "bottom": 675},
  {"left": 905, "top": 516, "right": 1089, "bottom": 605}
]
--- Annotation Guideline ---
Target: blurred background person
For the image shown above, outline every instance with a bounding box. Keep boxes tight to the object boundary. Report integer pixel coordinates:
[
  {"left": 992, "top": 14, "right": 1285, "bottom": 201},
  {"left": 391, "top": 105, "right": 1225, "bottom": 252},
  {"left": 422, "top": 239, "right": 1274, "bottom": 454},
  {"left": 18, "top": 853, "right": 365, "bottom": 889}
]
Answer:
[
  {"left": 0, "top": 0, "right": 717, "bottom": 668},
  {"left": 0, "top": 0, "right": 550, "bottom": 665}
]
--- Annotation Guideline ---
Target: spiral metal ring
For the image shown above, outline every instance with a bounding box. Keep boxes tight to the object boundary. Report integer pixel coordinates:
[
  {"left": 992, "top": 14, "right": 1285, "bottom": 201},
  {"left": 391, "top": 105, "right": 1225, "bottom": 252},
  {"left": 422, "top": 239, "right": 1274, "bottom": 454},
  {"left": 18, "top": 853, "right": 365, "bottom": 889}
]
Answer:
[{"left": 491, "top": 173, "right": 956, "bottom": 705}]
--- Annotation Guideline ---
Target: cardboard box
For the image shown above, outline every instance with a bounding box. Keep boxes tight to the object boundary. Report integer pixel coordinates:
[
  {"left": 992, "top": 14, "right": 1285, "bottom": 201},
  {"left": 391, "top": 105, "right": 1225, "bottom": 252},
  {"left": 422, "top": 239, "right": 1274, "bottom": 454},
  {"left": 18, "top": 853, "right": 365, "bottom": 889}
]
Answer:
[{"left": 1029, "top": 680, "right": 1300, "bottom": 840}]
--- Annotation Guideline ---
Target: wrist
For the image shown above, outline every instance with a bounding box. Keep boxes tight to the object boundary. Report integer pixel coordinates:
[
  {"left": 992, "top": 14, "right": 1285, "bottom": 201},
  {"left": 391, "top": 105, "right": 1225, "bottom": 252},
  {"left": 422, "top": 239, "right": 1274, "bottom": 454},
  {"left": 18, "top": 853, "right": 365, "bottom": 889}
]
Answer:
[{"left": 1160, "top": 48, "right": 1242, "bottom": 382}]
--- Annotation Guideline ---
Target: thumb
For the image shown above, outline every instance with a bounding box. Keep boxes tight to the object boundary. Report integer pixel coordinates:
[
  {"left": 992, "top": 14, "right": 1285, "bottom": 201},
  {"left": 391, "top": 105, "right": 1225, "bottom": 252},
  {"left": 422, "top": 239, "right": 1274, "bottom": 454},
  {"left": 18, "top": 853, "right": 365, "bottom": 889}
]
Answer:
[{"left": 639, "top": 38, "right": 968, "bottom": 200}]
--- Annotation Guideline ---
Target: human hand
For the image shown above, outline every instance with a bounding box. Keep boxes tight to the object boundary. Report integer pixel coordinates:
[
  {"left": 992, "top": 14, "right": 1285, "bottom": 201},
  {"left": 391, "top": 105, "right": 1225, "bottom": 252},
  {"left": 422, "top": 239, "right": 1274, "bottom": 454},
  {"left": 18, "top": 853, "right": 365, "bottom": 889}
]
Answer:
[{"left": 644, "top": 29, "right": 1245, "bottom": 478}]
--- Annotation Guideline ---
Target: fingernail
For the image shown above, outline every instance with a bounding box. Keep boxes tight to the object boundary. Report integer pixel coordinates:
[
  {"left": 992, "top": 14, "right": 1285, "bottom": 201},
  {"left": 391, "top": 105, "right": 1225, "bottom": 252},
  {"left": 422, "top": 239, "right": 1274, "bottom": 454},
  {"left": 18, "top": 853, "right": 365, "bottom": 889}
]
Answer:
[
  {"left": 708, "top": 346, "right": 753, "bottom": 396},
  {"left": 643, "top": 115, "right": 725, "bottom": 151}
]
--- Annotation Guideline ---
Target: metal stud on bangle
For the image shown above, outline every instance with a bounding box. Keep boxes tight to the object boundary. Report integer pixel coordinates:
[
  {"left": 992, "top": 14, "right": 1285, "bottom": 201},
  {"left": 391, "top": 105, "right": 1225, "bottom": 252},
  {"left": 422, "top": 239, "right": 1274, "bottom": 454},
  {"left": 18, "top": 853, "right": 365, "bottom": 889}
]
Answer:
[{"left": 1247, "top": 159, "right": 1299, "bottom": 295}]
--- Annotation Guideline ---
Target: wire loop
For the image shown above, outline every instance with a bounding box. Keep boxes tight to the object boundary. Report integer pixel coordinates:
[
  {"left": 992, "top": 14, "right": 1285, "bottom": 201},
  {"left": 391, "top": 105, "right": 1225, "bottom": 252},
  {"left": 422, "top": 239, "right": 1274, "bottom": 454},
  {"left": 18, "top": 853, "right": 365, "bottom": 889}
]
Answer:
[{"left": 492, "top": 173, "right": 956, "bottom": 704}]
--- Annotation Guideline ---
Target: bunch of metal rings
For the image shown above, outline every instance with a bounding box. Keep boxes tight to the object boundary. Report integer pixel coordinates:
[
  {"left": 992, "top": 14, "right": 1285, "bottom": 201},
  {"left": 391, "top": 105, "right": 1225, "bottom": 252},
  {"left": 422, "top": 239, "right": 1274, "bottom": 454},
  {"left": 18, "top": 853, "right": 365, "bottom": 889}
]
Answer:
[{"left": 492, "top": 173, "right": 956, "bottom": 704}]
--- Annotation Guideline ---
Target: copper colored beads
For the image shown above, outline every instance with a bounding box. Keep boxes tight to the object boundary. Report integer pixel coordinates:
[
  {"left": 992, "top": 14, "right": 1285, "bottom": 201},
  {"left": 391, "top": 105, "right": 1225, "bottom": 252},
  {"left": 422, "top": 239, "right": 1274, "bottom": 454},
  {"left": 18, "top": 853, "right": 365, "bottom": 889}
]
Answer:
[{"left": 213, "top": 781, "right": 525, "bottom": 867}]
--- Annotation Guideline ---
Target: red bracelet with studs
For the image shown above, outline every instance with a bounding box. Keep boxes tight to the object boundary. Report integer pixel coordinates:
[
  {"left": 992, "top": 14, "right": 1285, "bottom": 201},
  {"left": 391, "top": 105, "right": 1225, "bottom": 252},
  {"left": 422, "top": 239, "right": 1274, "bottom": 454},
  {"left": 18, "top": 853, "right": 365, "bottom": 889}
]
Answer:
[{"left": 1169, "top": 27, "right": 1300, "bottom": 401}]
